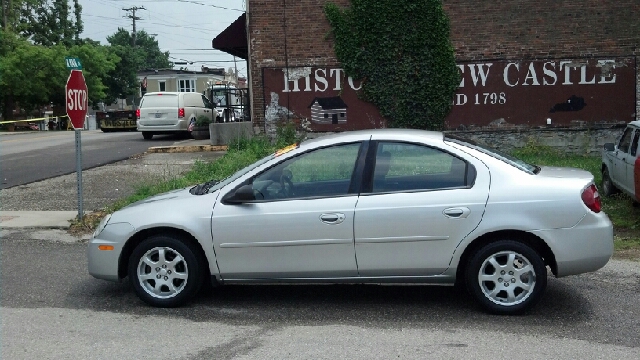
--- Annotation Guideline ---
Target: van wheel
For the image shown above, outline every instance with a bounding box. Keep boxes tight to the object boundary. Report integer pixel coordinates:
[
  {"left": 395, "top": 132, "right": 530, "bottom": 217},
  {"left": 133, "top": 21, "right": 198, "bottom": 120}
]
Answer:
[
  {"left": 142, "top": 132, "right": 153, "bottom": 140},
  {"left": 466, "top": 240, "right": 546, "bottom": 315},
  {"left": 601, "top": 167, "right": 618, "bottom": 196}
]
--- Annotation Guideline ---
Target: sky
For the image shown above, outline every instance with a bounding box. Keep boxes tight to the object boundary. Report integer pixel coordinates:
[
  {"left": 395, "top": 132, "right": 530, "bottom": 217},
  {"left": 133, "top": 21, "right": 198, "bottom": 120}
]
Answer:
[{"left": 78, "top": 0, "right": 247, "bottom": 77}]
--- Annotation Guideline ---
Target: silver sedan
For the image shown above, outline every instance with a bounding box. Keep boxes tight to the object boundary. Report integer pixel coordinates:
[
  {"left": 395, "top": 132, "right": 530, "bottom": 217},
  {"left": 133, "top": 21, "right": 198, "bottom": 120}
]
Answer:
[{"left": 88, "top": 129, "right": 613, "bottom": 314}]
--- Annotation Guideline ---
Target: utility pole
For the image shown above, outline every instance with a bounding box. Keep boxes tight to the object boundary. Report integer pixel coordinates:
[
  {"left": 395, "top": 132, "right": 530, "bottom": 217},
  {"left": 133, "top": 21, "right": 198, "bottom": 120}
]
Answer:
[
  {"left": 2, "top": 0, "right": 11, "bottom": 30},
  {"left": 123, "top": 6, "right": 145, "bottom": 111},
  {"left": 123, "top": 6, "right": 145, "bottom": 48}
]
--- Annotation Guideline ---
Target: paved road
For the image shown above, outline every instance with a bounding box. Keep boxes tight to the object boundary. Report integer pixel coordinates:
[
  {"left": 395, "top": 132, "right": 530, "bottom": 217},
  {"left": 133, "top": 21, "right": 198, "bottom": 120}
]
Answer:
[
  {"left": 1, "top": 232, "right": 639, "bottom": 359},
  {"left": 0, "top": 131, "right": 184, "bottom": 189}
]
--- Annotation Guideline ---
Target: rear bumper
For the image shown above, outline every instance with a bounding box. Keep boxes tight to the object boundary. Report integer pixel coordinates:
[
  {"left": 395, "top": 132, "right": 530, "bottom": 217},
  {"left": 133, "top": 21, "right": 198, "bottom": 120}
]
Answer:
[
  {"left": 534, "top": 212, "right": 614, "bottom": 277},
  {"left": 137, "top": 119, "right": 189, "bottom": 132}
]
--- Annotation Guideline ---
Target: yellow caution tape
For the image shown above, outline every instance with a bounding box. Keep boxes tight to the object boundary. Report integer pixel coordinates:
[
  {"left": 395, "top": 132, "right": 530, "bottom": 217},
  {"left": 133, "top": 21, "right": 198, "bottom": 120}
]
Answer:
[{"left": 0, "top": 115, "right": 69, "bottom": 125}]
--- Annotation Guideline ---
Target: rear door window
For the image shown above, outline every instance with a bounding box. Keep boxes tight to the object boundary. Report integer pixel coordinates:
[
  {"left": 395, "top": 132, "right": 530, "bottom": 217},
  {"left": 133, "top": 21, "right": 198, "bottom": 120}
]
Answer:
[
  {"left": 365, "top": 142, "right": 473, "bottom": 193},
  {"left": 140, "top": 94, "right": 178, "bottom": 108}
]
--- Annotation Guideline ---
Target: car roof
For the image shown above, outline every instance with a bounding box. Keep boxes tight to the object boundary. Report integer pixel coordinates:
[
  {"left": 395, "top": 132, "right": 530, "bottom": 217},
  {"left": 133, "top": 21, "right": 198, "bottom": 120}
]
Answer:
[{"left": 299, "top": 129, "right": 444, "bottom": 149}]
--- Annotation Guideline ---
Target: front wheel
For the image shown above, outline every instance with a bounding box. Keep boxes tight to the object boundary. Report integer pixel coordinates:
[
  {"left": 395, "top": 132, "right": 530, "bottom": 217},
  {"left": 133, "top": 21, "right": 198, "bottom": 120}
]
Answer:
[
  {"left": 601, "top": 167, "right": 619, "bottom": 196},
  {"left": 128, "top": 235, "right": 204, "bottom": 307},
  {"left": 465, "top": 240, "right": 547, "bottom": 315}
]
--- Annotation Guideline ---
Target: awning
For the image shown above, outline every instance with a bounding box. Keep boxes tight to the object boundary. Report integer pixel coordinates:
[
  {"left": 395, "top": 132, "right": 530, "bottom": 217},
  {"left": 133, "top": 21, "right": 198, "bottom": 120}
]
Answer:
[{"left": 211, "top": 13, "right": 248, "bottom": 60}]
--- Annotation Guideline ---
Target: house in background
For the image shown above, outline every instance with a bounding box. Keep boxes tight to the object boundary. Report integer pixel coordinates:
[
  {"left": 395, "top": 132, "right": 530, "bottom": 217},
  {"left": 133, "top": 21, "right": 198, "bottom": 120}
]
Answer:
[
  {"left": 137, "top": 67, "right": 228, "bottom": 96},
  {"left": 309, "top": 96, "right": 348, "bottom": 125}
]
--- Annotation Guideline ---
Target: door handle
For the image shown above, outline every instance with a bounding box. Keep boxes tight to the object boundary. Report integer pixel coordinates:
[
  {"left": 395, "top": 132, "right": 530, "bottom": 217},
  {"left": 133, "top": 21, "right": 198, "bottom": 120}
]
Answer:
[
  {"left": 443, "top": 207, "right": 470, "bottom": 219},
  {"left": 320, "top": 213, "right": 346, "bottom": 224}
]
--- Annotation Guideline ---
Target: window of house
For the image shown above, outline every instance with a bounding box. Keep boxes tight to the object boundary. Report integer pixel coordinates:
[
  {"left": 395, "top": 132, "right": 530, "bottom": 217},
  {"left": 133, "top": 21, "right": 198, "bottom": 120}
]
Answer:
[
  {"left": 158, "top": 80, "right": 166, "bottom": 92},
  {"left": 340, "top": 113, "right": 345, "bottom": 117},
  {"left": 324, "top": 113, "right": 329, "bottom": 118},
  {"left": 178, "top": 79, "right": 196, "bottom": 92},
  {"left": 368, "top": 142, "right": 472, "bottom": 193}
]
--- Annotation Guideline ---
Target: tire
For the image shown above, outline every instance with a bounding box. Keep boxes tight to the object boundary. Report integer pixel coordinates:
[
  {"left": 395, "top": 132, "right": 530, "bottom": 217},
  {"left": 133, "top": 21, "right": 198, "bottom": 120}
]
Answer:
[
  {"left": 465, "top": 240, "right": 547, "bottom": 315},
  {"left": 128, "top": 235, "right": 204, "bottom": 307},
  {"left": 142, "top": 132, "right": 153, "bottom": 140},
  {"left": 601, "top": 167, "right": 619, "bottom": 197}
]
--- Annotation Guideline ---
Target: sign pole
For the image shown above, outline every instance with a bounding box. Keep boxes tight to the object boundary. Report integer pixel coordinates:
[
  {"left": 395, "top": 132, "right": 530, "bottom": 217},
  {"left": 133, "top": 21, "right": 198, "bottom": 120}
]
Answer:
[
  {"left": 75, "top": 129, "right": 83, "bottom": 221},
  {"left": 65, "top": 65, "right": 88, "bottom": 222}
]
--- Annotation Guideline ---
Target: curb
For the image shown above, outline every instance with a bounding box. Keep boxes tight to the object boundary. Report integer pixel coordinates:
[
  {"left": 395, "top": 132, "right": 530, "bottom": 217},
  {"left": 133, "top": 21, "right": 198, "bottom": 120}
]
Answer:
[{"left": 147, "top": 145, "right": 228, "bottom": 153}]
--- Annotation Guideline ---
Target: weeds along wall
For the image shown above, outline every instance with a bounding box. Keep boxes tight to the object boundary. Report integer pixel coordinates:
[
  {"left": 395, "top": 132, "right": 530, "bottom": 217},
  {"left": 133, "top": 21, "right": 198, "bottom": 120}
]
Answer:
[{"left": 247, "top": 0, "right": 640, "bottom": 133}]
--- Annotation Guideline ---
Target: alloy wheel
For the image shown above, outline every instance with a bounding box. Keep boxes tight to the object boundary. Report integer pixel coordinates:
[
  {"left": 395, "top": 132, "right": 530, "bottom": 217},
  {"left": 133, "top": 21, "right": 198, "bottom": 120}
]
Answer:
[
  {"left": 477, "top": 250, "right": 536, "bottom": 306},
  {"left": 137, "top": 247, "right": 189, "bottom": 299}
]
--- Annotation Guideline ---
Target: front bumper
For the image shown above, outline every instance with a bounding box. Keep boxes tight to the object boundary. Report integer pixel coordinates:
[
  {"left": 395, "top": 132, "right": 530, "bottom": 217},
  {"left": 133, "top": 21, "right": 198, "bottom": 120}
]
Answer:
[
  {"left": 87, "top": 222, "right": 136, "bottom": 281},
  {"left": 534, "top": 211, "right": 614, "bottom": 277}
]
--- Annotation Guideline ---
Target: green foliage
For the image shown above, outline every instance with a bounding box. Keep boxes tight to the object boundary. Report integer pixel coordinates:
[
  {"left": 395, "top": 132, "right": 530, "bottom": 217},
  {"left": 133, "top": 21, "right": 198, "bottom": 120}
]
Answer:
[
  {"left": 324, "top": 0, "right": 459, "bottom": 130},
  {"left": 275, "top": 121, "right": 300, "bottom": 148},
  {"left": 104, "top": 28, "right": 171, "bottom": 104},
  {"left": 0, "top": 32, "right": 118, "bottom": 117},
  {"left": 195, "top": 115, "right": 212, "bottom": 126},
  {"left": 0, "top": 1, "right": 117, "bottom": 118}
]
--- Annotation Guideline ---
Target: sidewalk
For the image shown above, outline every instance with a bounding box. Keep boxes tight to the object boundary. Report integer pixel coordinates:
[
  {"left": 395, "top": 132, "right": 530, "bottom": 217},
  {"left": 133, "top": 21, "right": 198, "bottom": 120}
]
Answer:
[
  {"left": 0, "top": 211, "right": 79, "bottom": 229},
  {"left": 1, "top": 138, "right": 228, "bottom": 229}
]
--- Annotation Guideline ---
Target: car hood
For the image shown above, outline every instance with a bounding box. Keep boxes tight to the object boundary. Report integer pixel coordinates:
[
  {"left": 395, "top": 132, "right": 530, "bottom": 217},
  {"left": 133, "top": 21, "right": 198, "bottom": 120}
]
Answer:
[
  {"left": 537, "top": 166, "right": 594, "bottom": 181},
  {"left": 110, "top": 186, "right": 219, "bottom": 226}
]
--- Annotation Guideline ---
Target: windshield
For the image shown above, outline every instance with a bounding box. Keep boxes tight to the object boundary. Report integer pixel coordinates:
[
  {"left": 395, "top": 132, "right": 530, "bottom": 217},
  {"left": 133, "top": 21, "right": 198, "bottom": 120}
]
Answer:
[
  {"left": 205, "top": 153, "right": 276, "bottom": 193},
  {"left": 445, "top": 135, "right": 540, "bottom": 174}
]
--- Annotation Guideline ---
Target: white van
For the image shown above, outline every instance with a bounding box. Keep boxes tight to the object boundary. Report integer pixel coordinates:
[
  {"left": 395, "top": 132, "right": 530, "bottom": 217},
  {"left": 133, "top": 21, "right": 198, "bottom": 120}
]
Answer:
[{"left": 137, "top": 92, "right": 215, "bottom": 140}]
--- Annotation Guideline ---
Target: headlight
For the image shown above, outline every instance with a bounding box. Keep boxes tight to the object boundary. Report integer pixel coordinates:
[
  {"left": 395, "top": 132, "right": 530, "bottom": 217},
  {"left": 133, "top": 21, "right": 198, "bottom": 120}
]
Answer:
[{"left": 93, "top": 214, "right": 112, "bottom": 238}]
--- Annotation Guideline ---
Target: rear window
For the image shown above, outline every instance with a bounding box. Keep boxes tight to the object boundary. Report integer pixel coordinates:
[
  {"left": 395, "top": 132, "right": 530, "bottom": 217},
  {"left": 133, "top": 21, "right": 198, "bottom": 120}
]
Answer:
[
  {"left": 140, "top": 94, "right": 178, "bottom": 108},
  {"left": 445, "top": 135, "right": 540, "bottom": 174}
]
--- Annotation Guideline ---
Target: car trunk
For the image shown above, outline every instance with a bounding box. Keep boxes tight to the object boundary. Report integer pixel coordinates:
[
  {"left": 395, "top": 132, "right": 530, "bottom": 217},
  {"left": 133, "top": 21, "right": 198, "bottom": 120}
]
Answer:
[{"left": 536, "top": 166, "right": 594, "bottom": 182}]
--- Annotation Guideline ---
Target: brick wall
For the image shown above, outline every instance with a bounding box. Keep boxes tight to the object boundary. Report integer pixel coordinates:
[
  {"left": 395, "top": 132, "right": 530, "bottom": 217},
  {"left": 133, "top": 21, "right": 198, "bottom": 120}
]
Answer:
[{"left": 248, "top": 0, "right": 640, "bottom": 130}]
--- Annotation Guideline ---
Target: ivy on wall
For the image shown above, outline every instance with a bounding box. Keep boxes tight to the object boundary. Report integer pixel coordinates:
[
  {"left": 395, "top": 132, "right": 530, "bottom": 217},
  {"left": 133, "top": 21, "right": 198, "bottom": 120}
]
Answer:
[{"left": 324, "top": 0, "right": 459, "bottom": 130}]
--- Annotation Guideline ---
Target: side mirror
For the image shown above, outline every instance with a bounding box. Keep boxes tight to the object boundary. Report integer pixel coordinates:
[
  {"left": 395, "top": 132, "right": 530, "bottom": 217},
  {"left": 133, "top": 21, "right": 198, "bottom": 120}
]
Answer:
[
  {"left": 603, "top": 143, "right": 615, "bottom": 152},
  {"left": 225, "top": 184, "right": 255, "bottom": 204}
]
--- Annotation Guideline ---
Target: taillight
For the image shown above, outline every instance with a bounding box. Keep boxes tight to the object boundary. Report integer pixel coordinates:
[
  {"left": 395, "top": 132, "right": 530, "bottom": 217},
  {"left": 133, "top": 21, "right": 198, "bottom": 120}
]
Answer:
[
  {"left": 135, "top": 109, "right": 140, "bottom": 118},
  {"left": 581, "top": 184, "right": 602, "bottom": 213},
  {"left": 178, "top": 108, "right": 185, "bottom": 118}
]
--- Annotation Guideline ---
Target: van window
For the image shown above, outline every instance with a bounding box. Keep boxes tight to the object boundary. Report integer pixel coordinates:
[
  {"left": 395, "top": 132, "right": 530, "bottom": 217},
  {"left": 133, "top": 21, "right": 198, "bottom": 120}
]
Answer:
[
  {"left": 182, "top": 93, "right": 205, "bottom": 108},
  {"left": 140, "top": 93, "right": 179, "bottom": 108}
]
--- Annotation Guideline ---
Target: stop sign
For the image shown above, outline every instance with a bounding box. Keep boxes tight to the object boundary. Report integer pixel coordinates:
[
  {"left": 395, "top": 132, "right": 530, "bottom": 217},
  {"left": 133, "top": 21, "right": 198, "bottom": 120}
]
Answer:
[{"left": 65, "top": 69, "right": 88, "bottom": 129}]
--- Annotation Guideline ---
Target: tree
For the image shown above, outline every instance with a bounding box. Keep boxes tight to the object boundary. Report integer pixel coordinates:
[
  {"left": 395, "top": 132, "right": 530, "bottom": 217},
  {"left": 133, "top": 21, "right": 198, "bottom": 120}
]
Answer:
[
  {"left": 1, "top": 0, "right": 119, "bottom": 120},
  {"left": 324, "top": 0, "right": 459, "bottom": 130},
  {"left": 12, "top": 0, "right": 82, "bottom": 46},
  {"left": 0, "top": 31, "right": 118, "bottom": 119},
  {"left": 103, "top": 28, "right": 171, "bottom": 104}
]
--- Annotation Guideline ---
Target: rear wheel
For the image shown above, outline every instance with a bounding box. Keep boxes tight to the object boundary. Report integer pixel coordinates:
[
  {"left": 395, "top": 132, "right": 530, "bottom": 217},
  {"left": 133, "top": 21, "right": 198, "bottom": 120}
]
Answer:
[
  {"left": 465, "top": 240, "right": 547, "bottom": 315},
  {"left": 142, "top": 132, "right": 153, "bottom": 140},
  {"left": 601, "top": 167, "right": 619, "bottom": 196},
  {"left": 128, "top": 235, "right": 204, "bottom": 307}
]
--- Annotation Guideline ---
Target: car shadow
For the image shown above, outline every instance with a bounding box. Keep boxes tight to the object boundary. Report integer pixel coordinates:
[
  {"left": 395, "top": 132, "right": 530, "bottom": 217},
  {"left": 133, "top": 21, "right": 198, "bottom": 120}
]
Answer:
[{"left": 72, "top": 276, "right": 593, "bottom": 331}]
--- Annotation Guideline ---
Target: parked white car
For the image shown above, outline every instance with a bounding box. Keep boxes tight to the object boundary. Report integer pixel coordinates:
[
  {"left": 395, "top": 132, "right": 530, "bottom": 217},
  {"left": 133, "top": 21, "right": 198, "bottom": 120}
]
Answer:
[
  {"left": 601, "top": 120, "right": 640, "bottom": 201},
  {"left": 136, "top": 92, "right": 215, "bottom": 140},
  {"left": 88, "top": 129, "right": 613, "bottom": 314}
]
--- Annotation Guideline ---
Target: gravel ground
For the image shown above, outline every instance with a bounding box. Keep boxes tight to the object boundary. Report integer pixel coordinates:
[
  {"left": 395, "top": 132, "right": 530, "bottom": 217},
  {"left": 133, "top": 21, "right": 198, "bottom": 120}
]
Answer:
[{"left": 0, "top": 151, "right": 225, "bottom": 211}]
